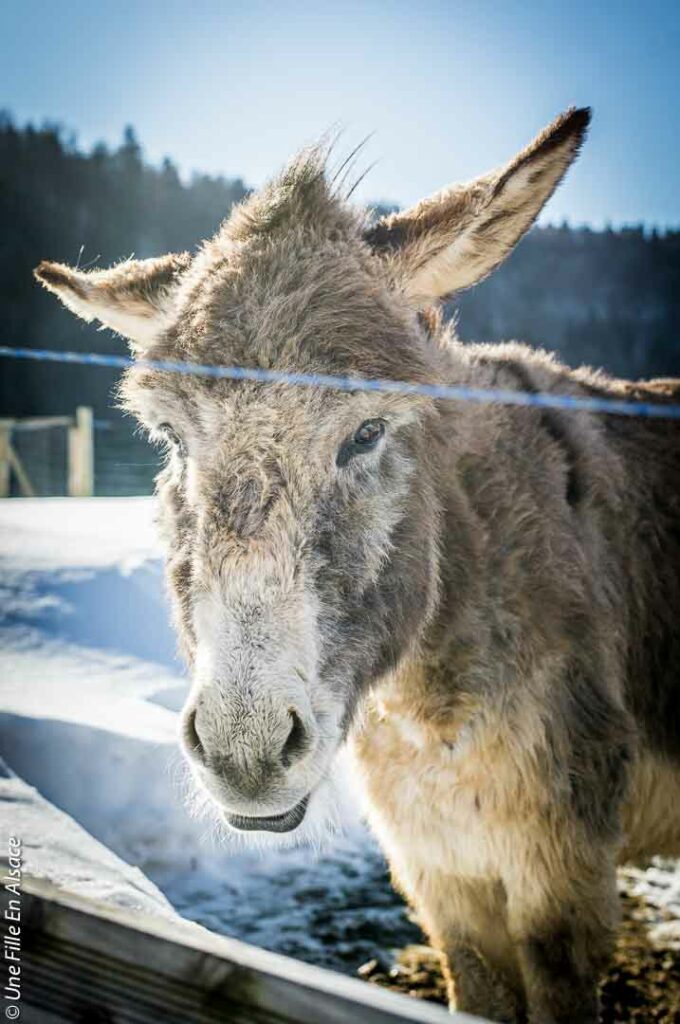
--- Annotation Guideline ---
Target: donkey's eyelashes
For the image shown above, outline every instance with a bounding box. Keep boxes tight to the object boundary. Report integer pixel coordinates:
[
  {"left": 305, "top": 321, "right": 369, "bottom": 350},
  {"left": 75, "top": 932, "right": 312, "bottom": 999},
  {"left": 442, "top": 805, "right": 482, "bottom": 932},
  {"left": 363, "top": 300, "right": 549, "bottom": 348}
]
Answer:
[
  {"left": 157, "top": 422, "right": 187, "bottom": 457},
  {"left": 336, "top": 419, "right": 386, "bottom": 468}
]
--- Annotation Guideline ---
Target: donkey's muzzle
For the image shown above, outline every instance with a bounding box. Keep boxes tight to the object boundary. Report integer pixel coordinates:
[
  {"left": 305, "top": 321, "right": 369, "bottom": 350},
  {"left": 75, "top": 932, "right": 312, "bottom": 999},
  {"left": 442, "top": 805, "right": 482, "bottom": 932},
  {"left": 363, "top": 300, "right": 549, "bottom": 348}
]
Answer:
[{"left": 180, "top": 695, "right": 316, "bottom": 806}]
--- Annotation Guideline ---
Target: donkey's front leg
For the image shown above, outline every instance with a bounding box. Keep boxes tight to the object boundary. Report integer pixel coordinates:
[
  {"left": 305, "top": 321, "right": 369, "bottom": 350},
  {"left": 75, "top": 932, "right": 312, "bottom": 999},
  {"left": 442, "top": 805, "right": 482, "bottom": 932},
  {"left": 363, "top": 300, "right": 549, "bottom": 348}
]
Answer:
[
  {"left": 445, "top": 941, "right": 526, "bottom": 1023},
  {"left": 505, "top": 852, "right": 619, "bottom": 1024},
  {"left": 414, "top": 875, "right": 527, "bottom": 1022}
]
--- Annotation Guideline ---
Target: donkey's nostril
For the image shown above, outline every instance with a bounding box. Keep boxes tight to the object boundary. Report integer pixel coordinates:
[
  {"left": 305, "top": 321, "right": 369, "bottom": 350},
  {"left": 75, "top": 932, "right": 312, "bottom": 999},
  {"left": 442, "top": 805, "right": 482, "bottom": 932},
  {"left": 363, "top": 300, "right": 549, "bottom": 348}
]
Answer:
[
  {"left": 281, "top": 709, "right": 310, "bottom": 767},
  {"left": 182, "top": 706, "right": 205, "bottom": 763}
]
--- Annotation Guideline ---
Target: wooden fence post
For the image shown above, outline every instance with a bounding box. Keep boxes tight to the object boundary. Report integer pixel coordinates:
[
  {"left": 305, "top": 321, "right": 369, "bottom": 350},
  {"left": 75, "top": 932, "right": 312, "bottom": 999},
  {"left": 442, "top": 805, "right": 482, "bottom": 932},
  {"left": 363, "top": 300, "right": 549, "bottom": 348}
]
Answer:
[
  {"left": 67, "top": 406, "right": 94, "bottom": 497},
  {"left": 0, "top": 421, "right": 11, "bottom": 497},
  {"left": 0, "top": 419, "right": 37, "bottom": 497}
]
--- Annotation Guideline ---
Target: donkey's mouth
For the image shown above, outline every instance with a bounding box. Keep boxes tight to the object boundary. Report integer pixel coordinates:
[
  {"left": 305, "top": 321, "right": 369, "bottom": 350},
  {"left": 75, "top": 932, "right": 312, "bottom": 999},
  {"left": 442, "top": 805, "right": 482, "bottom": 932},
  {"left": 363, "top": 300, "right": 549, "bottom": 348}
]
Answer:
[{"left": 225, "top": 794, "right": 310, "bottom": 833}]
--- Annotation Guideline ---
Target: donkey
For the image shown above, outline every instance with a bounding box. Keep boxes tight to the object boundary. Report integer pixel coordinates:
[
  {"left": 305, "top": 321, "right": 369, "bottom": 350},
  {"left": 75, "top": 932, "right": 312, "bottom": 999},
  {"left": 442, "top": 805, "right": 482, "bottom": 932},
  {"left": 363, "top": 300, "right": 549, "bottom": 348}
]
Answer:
[{"left": 35, "top": 108, "right": 680, "bottom": 1023}]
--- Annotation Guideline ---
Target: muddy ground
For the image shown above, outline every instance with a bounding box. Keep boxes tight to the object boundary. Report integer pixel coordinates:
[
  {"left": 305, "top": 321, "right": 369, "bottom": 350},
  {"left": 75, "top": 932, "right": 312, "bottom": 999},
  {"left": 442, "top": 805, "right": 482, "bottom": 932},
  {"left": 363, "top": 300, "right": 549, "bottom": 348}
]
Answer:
[{"left": 358, "top": 863, "right": 680, "bottom": 1023}]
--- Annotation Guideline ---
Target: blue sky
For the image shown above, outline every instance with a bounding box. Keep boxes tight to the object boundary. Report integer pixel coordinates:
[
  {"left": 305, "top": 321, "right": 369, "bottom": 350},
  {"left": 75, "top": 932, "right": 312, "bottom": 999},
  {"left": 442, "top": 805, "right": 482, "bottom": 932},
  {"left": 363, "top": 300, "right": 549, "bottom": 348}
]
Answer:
[{"left": 2, "top": 1, "right": 679, "bottom": 226}]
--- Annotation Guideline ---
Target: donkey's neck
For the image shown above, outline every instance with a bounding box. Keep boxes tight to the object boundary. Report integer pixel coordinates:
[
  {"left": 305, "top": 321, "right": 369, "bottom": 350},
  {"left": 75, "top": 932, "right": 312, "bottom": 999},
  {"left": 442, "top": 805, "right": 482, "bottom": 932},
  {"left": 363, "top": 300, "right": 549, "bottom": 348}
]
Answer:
[{"left": 381, "top": 342, "right": 509, "bottom": 725}]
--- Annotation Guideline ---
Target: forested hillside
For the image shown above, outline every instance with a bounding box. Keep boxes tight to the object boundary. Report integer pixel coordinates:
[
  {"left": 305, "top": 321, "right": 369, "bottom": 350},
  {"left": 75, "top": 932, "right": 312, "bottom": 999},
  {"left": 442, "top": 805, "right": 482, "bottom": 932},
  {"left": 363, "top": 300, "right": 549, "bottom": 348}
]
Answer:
[
  {"left": 0, "top": 115, "right": 248, "bottom": 418},
  {"left": 2, "top": 113, "right": 679, "bottom": 424},
  {"left": 454, "top": 224, "right": 680, "bottom": 380}
]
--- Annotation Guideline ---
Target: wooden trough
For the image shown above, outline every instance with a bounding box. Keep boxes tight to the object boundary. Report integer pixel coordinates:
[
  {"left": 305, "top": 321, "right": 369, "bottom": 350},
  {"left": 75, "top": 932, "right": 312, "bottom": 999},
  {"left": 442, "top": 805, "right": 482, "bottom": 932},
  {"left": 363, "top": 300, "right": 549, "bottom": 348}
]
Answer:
[{"left": 18, "top": 875, "right": 486, "bottom": 1024}]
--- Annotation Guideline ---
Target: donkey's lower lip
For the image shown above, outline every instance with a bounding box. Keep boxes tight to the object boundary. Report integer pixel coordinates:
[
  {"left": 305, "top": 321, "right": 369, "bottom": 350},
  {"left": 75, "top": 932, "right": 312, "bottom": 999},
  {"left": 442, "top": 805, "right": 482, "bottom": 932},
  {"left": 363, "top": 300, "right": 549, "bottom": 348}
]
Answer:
[{"left": 225, "top": 794, "right": 310, "bottom": 833}]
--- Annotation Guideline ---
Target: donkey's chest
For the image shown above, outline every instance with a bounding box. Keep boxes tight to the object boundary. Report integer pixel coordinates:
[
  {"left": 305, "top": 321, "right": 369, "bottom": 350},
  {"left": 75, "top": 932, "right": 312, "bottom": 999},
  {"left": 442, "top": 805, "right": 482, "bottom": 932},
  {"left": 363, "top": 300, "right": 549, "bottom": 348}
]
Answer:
[{"left": 349, "top": 707, "right": 515, "bottom": 883}]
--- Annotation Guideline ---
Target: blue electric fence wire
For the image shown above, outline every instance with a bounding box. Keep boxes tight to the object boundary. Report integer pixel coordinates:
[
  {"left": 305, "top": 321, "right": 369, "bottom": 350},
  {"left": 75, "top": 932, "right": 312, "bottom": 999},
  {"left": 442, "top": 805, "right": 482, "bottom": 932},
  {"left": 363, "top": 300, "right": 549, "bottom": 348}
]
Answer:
[{"left": 1, "top": 345, "right": 680, "bottom": 420}]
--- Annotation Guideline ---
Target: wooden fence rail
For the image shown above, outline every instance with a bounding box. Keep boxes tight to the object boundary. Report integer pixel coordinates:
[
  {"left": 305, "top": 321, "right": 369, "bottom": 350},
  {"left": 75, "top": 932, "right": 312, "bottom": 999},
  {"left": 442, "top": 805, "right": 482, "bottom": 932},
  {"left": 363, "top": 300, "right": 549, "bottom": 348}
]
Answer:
[
  {"left": 15, "top": 876, "right": 487, "bottom": 1024},
  {"left": 0, "top": 406, "right": 93, "bottom": 497}
]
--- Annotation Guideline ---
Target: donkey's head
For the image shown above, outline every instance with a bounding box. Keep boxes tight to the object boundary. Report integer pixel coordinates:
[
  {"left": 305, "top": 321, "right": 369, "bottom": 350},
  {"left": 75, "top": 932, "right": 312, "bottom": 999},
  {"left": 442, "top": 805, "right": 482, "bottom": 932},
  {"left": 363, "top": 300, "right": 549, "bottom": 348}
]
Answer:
[{"left": 36, "top": 108, "right": 589, "bottom": 839}]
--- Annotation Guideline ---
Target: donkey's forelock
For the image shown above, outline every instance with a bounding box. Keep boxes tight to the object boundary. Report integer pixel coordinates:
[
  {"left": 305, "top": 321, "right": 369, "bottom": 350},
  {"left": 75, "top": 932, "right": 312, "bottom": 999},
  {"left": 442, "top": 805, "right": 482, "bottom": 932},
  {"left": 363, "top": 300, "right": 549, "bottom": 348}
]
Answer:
[
  {"left": 122, "top": 147, "right": 433, "bottom": 393},
  {"left": 225, "top": 138, "right": 371, "bottom": 242}
]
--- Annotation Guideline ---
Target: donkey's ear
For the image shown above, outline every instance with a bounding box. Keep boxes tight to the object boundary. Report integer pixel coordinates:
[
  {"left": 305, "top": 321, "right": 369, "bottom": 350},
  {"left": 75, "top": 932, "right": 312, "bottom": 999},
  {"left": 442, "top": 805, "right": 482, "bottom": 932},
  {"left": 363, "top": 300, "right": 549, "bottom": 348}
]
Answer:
[
  {"left": 34, "top": 252, "right": 191, "bottom": 351},
  {"left": 365, "top": 107, "right": 590, "bottom": 306}
]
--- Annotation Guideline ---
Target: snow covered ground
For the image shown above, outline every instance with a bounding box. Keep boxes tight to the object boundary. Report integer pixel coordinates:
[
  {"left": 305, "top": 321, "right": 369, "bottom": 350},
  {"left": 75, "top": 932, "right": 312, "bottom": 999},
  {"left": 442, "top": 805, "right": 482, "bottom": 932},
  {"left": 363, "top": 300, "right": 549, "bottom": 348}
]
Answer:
[{"left": 0, "top": 497, "right": 417, "bottom": 972}]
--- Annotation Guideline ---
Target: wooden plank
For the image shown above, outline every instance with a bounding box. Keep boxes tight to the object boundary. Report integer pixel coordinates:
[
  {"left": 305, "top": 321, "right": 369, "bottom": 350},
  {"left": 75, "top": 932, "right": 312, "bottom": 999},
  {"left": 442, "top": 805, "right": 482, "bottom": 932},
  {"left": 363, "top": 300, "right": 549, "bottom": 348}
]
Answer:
[
  {"left": 18, "top": 876, "right": 485, "bottom": 1024},
  {"left": 6, "top": 439, "right": 36, "bottom": 496},
  {"left": 0, "top": 424, "right": 10, "bottom": 497},
  {"left": 0, "top": 409, "right": 95, "bottom": 497},
  {"left": 67, "top": 405, "right": 94, "bottom": 497},
  {"left": 9, "top": 416, "right": 73, "bottom": 432},
  {"left": 0, "top": 416, "right": 69, "bottom": 497}
]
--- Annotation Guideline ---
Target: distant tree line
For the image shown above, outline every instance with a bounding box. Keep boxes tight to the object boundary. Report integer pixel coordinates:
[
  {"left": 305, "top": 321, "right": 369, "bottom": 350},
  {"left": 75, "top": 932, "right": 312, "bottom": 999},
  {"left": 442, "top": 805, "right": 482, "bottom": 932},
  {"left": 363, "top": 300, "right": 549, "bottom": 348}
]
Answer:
[
  {"left": 453, "top": 223, "right": 680, "bottom": 381},
  {"left": 1, "top": 113, "right": 679, "bottom": 423},
  {"left": 0, "top": 114, "right": 248, "bottom": 418}
]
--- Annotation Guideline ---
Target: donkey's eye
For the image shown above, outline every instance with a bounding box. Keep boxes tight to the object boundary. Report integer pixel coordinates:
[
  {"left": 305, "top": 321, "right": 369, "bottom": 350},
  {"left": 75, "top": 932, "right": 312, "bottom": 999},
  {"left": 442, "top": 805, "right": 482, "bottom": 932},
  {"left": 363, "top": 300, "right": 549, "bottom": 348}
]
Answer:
[
  {"left": 337, "top": 419, "right": 386, "bottom": 467},
  {"left": 158, "top": 422, "right": 186, "bottom": 456},
  {"left": 354, "top": 420, "right": 385, "bottom": 446}
]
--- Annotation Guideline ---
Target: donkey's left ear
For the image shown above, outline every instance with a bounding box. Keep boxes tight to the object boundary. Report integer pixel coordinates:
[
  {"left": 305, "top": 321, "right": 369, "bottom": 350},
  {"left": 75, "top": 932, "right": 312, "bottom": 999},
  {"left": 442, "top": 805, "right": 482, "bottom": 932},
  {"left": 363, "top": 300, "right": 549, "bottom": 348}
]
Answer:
[
  {"left": 34, "top": 252, "right": 191, "bottom": 352},
  {"left": 365, "top": 107, "right": 590, "bottom": 306}
]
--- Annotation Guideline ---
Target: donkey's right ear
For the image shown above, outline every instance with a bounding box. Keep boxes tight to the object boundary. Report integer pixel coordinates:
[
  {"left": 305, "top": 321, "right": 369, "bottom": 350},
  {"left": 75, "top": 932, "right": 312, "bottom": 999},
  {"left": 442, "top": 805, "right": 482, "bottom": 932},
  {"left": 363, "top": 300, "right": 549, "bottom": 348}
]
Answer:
[
  {"left": 34, "top": 252, "right": 191, "bottom": 352},
  {"left": 364, "top": 108, "right": 590, "bottom": 307}
]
